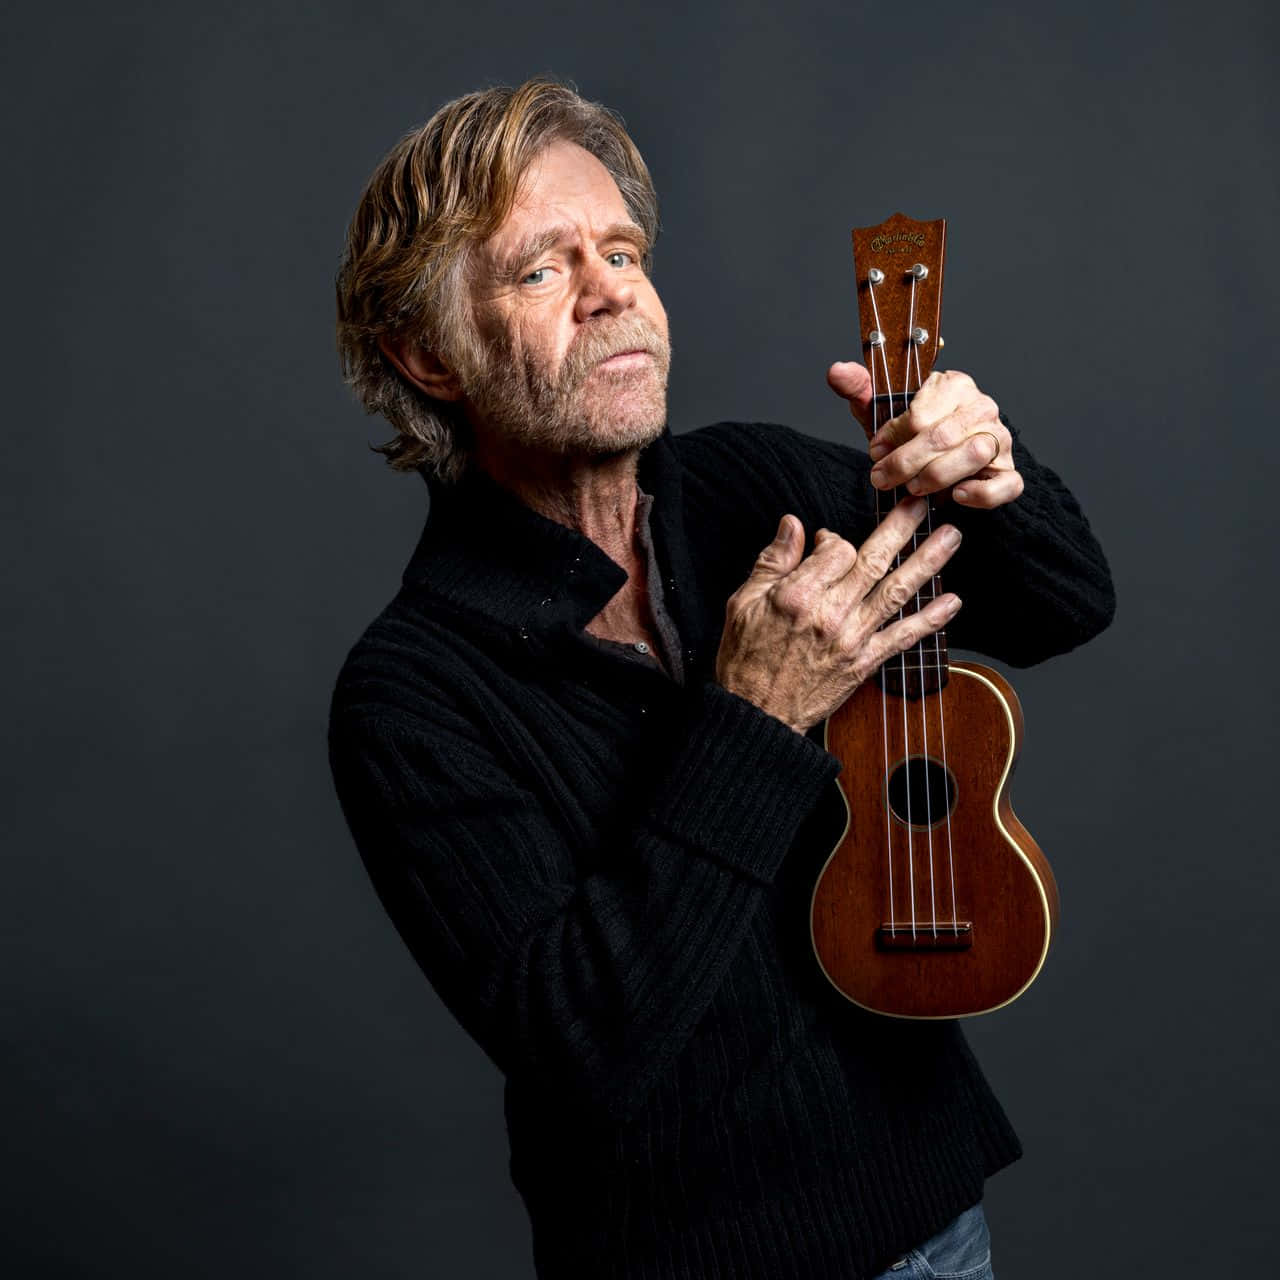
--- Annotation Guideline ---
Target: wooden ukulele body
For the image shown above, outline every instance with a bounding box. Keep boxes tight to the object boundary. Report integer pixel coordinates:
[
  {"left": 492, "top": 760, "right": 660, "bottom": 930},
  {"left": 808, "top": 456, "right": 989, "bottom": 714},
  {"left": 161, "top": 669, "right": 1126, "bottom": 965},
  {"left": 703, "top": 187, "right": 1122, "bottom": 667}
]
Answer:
[{"left": 810, "top": 660, "right": 1060, "bottom": 1019}]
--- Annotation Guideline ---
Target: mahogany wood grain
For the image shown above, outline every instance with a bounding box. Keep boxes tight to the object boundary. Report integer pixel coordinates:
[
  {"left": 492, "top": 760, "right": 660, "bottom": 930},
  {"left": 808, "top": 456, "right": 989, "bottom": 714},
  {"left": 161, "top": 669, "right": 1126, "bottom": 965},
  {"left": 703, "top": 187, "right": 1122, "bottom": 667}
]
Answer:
[{"left": 811, "top": 661, "right": 1059, "bottom": 1019}]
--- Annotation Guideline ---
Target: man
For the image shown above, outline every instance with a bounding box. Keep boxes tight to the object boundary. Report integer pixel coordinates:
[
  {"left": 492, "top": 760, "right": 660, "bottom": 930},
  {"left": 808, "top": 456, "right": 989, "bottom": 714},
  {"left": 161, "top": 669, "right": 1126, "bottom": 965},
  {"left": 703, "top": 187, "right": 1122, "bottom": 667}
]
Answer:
[{"left": 328, "top": 78, "right": 1114, "bottom": 1279}]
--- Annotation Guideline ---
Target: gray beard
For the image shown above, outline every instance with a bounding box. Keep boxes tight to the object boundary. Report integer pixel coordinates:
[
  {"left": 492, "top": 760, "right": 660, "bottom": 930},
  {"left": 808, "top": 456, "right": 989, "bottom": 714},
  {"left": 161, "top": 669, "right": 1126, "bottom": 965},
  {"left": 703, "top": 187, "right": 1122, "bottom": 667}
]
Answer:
[{"left": 461, "top": 313, "right": 671, "bottom": 457}]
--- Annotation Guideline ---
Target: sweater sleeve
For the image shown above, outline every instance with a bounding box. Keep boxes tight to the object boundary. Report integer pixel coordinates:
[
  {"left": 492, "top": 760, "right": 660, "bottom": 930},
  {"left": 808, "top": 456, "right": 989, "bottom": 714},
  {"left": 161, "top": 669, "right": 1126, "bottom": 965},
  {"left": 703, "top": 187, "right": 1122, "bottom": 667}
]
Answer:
[
  {"left": 939, "top": 417, "right": 1117, "bottom": 664},
  {"left": 328, "top": 674, "right": 840, "bottom": 1124},
  {"left": 692, "top": 418, "right": 1115, "bottom": 667}
]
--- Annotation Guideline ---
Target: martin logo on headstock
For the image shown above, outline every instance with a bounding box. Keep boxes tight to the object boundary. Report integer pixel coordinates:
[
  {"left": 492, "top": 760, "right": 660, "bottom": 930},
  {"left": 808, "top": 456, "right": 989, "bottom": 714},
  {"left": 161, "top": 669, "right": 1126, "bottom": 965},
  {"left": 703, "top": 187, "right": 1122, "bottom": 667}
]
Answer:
[{"left": 852, "top": 212, "right": 946, "bottom": 420}]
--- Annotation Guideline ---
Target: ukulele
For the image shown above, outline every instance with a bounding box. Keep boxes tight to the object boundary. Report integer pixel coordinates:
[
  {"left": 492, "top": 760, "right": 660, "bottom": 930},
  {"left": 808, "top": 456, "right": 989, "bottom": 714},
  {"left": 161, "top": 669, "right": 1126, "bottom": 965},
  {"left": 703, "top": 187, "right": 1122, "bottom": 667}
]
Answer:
[{"left": 809, "top": 213, "right": 1059, "bottom": 1019}]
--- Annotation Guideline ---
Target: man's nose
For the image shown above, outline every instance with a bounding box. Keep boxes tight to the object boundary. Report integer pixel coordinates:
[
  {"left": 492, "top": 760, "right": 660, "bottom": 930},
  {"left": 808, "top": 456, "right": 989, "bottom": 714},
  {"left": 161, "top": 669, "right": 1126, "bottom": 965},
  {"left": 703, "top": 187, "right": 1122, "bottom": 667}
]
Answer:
[{"left": 574, "top": 259, "right": 635, "bottom": 322}]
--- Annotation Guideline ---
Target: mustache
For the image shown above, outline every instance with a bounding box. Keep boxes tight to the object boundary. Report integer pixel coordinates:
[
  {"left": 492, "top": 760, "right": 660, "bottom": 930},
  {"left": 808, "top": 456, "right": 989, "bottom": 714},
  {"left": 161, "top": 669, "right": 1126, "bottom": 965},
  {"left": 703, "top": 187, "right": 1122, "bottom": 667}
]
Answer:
[{"left": 561, "top": 316, "right": 668, "bottom": 385}]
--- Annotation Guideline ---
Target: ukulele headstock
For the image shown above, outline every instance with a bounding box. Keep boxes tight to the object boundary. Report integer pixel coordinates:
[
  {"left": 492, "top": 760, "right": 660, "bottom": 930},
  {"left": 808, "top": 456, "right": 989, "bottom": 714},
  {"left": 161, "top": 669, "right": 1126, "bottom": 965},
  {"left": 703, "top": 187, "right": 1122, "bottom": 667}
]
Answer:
[{"left": 851, "top": 212, "right": 946, "bottom": 434}]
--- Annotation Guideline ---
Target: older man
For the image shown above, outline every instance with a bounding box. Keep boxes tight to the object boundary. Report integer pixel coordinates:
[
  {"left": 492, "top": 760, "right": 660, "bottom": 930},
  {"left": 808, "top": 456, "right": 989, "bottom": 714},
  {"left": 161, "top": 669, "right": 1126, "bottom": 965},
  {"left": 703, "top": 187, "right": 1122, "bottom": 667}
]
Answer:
[{"left": 328, "top": 78, "right": 1113, "bottom": 1279}]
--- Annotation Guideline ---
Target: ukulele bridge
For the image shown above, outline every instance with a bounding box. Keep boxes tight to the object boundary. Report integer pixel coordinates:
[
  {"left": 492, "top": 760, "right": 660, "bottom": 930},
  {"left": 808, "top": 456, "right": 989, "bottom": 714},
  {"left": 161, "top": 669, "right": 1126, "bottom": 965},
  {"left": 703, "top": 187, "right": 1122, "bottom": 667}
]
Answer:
[{"left": 876, "top": 923, "right": 973, "bottom": 951}]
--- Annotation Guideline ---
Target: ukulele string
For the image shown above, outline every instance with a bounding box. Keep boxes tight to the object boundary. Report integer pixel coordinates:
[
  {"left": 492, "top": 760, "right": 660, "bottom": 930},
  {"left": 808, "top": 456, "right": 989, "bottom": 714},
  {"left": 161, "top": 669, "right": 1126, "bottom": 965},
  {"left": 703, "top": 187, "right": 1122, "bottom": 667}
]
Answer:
[
  {"left": 911, "top": 288, "right": 958, "bottom": 929},
  {"left": 905, "top": 273, "right": 937, "bottom": 936},
  {"left": 867, "top": 275, "right": 911, "bottom": 934},
  {"left": 867, "top": 357, "right": 895, "bottom": 934}
]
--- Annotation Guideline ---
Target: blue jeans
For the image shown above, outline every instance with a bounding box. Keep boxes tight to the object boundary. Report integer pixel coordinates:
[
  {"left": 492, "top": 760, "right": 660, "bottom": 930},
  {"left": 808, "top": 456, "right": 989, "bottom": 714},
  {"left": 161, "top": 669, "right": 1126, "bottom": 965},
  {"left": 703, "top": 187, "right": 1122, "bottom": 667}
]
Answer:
[{"left": 869, "top": 1201, "right": 993, "bottom": 1279}]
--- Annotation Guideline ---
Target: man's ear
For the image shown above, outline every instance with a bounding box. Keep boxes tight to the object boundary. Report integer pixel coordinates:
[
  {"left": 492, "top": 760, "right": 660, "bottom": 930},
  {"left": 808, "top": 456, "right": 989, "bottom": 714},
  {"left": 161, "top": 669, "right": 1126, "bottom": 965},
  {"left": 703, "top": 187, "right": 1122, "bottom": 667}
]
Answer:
[{"left": 377, "top": 335, "right": 464, "bottom": 402}]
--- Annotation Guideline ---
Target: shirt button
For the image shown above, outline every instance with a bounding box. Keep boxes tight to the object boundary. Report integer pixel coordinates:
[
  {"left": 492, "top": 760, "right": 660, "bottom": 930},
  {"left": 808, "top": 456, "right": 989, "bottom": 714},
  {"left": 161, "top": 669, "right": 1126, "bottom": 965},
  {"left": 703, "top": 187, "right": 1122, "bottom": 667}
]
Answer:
[{"left": 634, "top": 641, "right": 650, "bottom": 654}]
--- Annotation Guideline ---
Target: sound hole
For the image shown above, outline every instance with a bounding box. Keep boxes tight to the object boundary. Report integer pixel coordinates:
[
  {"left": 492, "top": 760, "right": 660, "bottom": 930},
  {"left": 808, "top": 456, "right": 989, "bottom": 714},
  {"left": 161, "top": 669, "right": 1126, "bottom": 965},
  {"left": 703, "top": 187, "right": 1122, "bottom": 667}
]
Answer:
[{"left": 886, "top": 757, "right": 956, "bottom": 828}]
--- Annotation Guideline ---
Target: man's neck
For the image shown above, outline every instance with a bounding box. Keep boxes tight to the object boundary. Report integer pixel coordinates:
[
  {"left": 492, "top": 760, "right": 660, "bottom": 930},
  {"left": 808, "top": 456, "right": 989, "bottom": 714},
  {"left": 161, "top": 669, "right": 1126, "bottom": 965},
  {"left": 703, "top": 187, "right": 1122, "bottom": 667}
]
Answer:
[
  {"left": 472, "top": 432, "right": 662, "bottom": 649},
  {"left": 472, "top": 434, "right": 643, "bottom": 572}
]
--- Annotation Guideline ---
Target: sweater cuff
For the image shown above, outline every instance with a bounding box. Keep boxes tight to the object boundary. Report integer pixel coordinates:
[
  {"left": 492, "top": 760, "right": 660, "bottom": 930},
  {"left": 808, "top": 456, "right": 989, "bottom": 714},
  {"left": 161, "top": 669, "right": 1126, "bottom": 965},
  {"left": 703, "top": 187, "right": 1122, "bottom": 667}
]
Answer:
[{"left": 647, "top": 682, "right": 842, "bottom": 885}]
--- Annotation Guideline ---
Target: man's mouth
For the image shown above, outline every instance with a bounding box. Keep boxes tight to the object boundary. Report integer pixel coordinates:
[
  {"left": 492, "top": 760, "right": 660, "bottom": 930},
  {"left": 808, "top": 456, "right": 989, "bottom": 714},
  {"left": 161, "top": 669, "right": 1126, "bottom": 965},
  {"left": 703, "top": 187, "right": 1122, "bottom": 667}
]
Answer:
[{"left": 597, "top": 348, "right": 652, "bottom": 368}]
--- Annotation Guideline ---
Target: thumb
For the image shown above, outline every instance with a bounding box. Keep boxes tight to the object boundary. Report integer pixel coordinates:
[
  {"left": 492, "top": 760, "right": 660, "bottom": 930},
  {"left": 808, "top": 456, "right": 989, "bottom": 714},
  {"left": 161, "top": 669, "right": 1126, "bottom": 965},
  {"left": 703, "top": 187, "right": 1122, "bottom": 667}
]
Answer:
[
  {"left": 753, "top": 514, "right": 805, "bottom": 579},
  {"left": 826, "top": 360, "right": 874, "bottom": 432}
]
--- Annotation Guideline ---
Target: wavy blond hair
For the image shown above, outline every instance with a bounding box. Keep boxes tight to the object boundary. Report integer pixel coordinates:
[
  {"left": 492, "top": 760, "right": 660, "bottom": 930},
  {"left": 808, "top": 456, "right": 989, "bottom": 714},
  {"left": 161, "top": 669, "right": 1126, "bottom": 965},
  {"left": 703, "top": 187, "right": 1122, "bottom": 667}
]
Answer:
[{"left": 335, "top": 78, "right": 660, "bottom": 482}]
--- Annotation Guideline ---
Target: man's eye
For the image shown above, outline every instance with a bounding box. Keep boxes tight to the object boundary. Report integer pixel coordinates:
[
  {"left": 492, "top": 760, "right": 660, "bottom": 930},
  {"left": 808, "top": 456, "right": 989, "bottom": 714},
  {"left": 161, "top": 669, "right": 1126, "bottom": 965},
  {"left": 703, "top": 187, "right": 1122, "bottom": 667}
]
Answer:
[
  {"left": 605, "top": 251, "right": 634, "bottom": 268},
  {"left": 520, "top": 267, "right": 549, "bottom": 285}
]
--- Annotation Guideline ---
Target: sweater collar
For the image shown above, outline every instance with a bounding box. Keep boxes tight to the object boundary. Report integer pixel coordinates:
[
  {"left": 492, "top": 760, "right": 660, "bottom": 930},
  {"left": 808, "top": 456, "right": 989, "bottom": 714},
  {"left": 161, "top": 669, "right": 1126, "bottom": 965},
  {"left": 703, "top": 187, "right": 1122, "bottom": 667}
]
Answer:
[{"left": 401, "top": 426, "right": 705, "bottom": 656}]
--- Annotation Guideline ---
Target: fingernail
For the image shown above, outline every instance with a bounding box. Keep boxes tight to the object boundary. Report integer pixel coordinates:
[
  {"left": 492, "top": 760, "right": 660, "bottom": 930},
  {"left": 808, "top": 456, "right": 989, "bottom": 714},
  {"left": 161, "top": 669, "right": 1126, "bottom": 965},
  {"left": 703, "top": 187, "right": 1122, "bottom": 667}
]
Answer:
[
  {"left": 940, "top": 525, "right": 962, "bottom": 549},
  {"left": 868, "top": 442, "right": 889, "bottom": 460},
  {"left": 870, "top": 466, "right": 886, "bottom": 485},
  {"left": 906, "top": 496, "right": 928, "bottom": 518},
  {"left": 953, "top": 486, "right": 969, "bottom": 502}
]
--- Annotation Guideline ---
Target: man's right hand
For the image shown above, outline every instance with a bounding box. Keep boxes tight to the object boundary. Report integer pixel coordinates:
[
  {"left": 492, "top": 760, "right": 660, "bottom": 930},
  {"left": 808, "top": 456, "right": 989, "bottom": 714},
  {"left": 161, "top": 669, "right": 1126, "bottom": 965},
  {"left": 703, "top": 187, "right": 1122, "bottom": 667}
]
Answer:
[{"left": 713, "top": 498, "right": 963, "bottom": 735}]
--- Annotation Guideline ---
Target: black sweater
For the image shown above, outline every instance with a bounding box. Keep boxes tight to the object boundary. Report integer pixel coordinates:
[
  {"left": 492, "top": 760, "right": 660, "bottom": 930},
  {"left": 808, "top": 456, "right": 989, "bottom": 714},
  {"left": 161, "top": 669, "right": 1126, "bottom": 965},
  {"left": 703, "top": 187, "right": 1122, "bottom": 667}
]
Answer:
[{"left": 327, "top": 419, "right": 1115, "bottom": 1279}]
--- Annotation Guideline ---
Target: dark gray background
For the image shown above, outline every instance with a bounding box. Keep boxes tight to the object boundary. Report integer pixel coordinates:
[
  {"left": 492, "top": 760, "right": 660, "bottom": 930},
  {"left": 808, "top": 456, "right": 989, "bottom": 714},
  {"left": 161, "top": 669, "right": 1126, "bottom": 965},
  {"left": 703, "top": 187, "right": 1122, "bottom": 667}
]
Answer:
[{"left": 6, "top": 1, "right": 1277, "bottom": 1275}]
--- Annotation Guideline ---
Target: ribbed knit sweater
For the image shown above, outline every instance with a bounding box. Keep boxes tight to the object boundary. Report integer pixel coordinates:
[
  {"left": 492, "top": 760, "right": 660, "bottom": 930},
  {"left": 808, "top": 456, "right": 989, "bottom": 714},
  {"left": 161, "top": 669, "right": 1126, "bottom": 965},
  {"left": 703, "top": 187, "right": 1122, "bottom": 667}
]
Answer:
[{"left": 327, "top": 418, "right": 1115, "bottom": 1279}]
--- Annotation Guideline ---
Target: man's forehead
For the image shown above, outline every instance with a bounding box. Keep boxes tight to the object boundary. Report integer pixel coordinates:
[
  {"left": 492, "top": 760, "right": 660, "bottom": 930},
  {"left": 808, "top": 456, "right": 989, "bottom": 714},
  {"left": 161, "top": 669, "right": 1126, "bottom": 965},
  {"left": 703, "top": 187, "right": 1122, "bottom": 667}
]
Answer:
[{"left": 483, "top": 142, "right": 632, "bottom": 259}]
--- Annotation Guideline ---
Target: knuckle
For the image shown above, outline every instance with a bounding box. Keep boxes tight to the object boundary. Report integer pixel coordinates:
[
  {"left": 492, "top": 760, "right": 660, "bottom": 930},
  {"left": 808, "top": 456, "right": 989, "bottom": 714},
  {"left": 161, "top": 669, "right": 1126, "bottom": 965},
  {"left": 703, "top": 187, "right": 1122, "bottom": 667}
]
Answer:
[
  {"left": 834, "top": 539, "right": 860, "bottom": 574},
  {"left": 970, "top": 434, "right": 994, "bottom": 464},
  {"left": 928, "top": 417, "right": 960, "bottom": 450},
  {"left": 811, "top": 608, "right": 839, "bottom": 642},
  {"left": 775, "top": 582, "right": 813, "bottom": 617},
  {"left": 861, "top": 548, "right": 893, "bottom": 581},
  {"left": 882, "top": 577, "right": 913, "bottom": 611}
]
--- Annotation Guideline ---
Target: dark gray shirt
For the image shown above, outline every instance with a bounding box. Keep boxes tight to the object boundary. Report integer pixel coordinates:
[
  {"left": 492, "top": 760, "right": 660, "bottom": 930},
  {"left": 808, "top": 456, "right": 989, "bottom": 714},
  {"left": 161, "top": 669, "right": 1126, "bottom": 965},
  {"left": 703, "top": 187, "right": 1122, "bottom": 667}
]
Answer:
[{"left": 581, "top": 486, "right": 684, "bottom": 685}]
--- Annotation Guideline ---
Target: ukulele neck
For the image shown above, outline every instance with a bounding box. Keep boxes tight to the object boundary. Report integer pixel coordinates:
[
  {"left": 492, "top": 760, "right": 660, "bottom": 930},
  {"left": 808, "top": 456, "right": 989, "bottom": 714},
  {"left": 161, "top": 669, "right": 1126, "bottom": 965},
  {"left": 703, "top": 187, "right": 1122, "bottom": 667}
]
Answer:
[
  {"left": 850, "top": 213, "right": 950, "bottom": 700},
  {"left": 869, "top": 392, "right": 951, "bottom": 700}
]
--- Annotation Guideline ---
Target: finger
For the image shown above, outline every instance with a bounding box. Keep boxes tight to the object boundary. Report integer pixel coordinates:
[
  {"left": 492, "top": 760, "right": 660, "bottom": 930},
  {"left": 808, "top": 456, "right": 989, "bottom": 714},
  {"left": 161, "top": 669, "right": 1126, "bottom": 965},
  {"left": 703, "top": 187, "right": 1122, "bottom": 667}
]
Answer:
[
  {"left": 904, "top": 368, "right": 976, "bottom": 421},
  {"left": 857, "top": 524, "right": 963, "bottom": 626},
  {"left": 866, "top": 371, "right": 955, "bottom": 458},
  {"left": 825, "top": 361, "right": 873, "bottom": 428},
  {"left": 748, "top": 514, "right": 805, "bottom": 584},
  {"left": 865, "top": 408, "right": 913, "bottom": 461},
  {"left": 896, "top": 431, "right": 1008, "bottom": 497},
  {"left": 869, "top": 401, "right": 1005, "bottom": 487},
  {"left": 836, "top": 495, "right": 931, "bottom": 599},
  {"left": 779, "top": 498, "right": 930, "bottom": 633},
  {"left": 867, "top": 371, "right": 986, "bottom": 460},
  {"left": 952, "top": 469, "right": 1026, "bottom": 509},
  {"left": 770, "top": 528, "right": 862, "bottom": 619},
  {"left": 864, "top": 592, "right": 963, "bottom": 668}
]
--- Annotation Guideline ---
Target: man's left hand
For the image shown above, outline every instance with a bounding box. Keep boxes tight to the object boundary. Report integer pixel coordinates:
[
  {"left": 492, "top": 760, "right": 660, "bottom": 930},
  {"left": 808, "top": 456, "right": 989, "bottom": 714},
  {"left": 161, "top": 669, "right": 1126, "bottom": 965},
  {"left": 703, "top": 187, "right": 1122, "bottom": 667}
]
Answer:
[{"left": 826, "top": 361, "right": 1024, "bottom": 510}]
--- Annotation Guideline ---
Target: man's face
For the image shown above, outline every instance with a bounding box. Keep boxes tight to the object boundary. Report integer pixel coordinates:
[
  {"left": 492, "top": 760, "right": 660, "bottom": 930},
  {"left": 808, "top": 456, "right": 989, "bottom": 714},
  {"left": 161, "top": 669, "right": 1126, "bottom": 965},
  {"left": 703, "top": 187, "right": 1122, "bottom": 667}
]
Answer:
[{"left": 458, "top": 140, "right": 671, "bottom": 458}]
